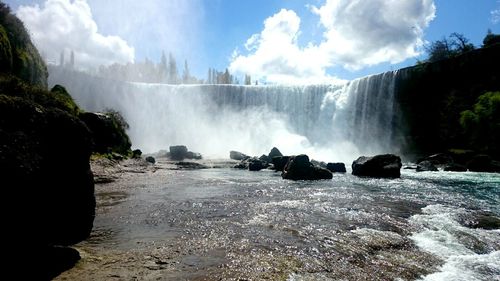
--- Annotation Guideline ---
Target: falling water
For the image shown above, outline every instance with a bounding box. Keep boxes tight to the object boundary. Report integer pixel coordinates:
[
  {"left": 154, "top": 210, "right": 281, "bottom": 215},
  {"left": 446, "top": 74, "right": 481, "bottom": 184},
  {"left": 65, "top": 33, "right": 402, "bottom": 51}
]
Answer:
[{"left": 49, "top": 68, "right": 401, "bottom": 162}]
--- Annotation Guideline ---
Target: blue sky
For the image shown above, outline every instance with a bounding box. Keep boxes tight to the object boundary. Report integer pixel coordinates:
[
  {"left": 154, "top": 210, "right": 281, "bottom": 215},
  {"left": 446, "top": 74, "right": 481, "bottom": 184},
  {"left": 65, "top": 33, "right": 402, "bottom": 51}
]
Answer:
[{"left": 5, "top": 0, "right": 500, "bottom": 83}]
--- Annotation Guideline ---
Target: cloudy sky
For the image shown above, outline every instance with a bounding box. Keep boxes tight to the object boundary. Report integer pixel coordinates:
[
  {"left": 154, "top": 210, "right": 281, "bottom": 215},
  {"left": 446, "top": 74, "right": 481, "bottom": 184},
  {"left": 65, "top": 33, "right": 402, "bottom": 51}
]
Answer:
[{"left": 4, "top": 0, "right": 500, "bottom": 83}]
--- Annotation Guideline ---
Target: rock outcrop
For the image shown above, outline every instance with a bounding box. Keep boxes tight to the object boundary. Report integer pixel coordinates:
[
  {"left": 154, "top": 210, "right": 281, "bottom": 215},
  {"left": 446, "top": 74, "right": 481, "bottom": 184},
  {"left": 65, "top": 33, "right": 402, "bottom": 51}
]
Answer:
[
  {"left": 327, "top": 162, "right": 347, "bottom": 173},
  {"left": 282, "top": 154, "right": 332, "bottom": 180},
  {"left": 352, "top": 154, "right": 402, "bottom": 178}
]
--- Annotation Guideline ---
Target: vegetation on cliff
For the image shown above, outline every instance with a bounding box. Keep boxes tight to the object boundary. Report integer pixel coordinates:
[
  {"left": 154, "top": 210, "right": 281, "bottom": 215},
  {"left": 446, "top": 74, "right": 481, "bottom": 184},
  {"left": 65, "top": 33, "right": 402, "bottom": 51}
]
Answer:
[{"left": 0, "top": 3, "right": 47, "bottom": 88}]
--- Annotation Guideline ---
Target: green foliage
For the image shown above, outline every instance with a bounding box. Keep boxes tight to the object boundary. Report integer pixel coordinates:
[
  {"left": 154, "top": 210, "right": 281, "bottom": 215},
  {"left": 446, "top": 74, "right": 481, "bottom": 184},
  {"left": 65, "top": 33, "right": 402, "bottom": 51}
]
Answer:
[
  {"left": 0, "top": 2, "right": 47, "bottom": 87},
  {"left": 425, "top": 33, "right": 475, "bottom": 63},
  {"left": 483, "top": 30, "right": 500, "bottom": 47},
  {"left": 0, "top": 75, "right": 80, "bottom": 115},
  {"left": 104, "top": 109, "right": 132, "bottom": 155},
  {"left": 460, "top": 92, "right": 500, "bottom": 156}
]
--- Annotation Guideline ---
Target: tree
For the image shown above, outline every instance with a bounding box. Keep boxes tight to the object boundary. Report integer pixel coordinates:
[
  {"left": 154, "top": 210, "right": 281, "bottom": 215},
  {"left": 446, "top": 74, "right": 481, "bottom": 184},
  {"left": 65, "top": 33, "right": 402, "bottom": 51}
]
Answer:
[
  {"left": 159, "top": 51, "right": 168, "bottom": 83},
  {"left": 70, "top": 50, "right": 74, "bottom": 68},
  {"left": 449, "top": 32, "right": 474, "bottom": 53},
  {"left": 168, "top": 52, "right": 178, "bottom": 84},
  {"left": 59, "top": 50, "right": 65, "bottom": 66},
  {"left": 182, "top": 60, "right": 190, "bottom": 84},
  {"left": 207, "top": 68, "right": 212, "bottom": 84},
  {"left": 460, "top": 92, "right": 500, "bottom": 156},
  {"left": 244, "top": 74, "right": 251, "bottom": 85},
  {"left": 483, "top": 29, "right": 500, "bottom": 47}
]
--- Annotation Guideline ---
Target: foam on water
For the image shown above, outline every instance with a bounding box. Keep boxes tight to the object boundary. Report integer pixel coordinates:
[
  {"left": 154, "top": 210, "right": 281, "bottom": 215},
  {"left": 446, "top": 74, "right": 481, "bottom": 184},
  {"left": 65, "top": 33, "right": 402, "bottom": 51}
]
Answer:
[{"left": 410, "top": 204, "right": 500, "bottom": 280}]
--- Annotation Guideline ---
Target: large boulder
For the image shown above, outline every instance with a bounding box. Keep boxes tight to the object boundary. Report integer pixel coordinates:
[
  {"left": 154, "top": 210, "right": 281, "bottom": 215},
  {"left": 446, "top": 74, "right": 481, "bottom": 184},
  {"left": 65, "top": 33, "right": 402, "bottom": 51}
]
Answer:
[
  {"left": 169, "top": 145, "right": 188, "bottom": 160},
  {"left": 230, "top": 150, "right": 249, "bottom": 161},
  {"left": 417, "top": 153, "right": 453, "bottom": 167},
  {"left": 467, "top": 155, "right": 500, "bottom": 173},
  {"left": 282, "top": 154, "right": 332, "bottom": 180},
  {"left": 272, "top": 156, "right": 291, "bottom": 172},
  {"left": 416, "top": 160, "right": 438, "bottom": 172},
  {"left": 268, "top": 147, "right": 283, "bottom": 159},
  {"left": 352, "top": 154, "right": 402, "bottom": 178},
  {"left": 327, "top": 162, "right": 346, "bottom": 173},
  {"left": 0, "top": 94, "right": 95, "bottom": 246},
  {"left": 444, "top": 163, "right": 467, "bottom": 172},
  {"left": 80, "top": 112, "right": 131, "bottom": 155},
  {"left": 248, "top": 158, "right": 268, "bottom": 171}
]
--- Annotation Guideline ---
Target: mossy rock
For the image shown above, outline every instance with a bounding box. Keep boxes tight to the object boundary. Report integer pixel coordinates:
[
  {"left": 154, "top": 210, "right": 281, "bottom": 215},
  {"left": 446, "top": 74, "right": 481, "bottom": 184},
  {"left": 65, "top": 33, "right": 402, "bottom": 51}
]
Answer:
[{"left": 0, "top": 25, "right": 13, "bottom": 72}]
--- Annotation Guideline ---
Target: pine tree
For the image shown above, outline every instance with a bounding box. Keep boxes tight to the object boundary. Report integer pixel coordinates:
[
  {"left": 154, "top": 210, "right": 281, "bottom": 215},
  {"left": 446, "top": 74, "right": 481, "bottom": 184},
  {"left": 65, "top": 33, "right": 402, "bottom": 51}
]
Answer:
[
  {"left": 159, "top": 51, "right": 168, "bottom": 83},
  {"left": 168, "top": 52, "right": 178, "bottom": 84},
  {"left": 60, "top": 50, "right": 65, "bottom": 66},
  {"left": 182, "top": 60, "right": 190, "bottom": 84},
  {"left": 70, "top": 50, "right": 75, "bottom": 68}
]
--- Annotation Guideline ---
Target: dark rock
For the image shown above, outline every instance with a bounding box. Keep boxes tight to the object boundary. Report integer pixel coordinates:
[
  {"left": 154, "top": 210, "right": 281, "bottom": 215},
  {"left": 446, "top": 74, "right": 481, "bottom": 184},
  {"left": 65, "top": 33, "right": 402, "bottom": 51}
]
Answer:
[
  {"left": 186, "top": 151, "right": 202, "bottom": 160},
  {"left": 249, "top": 158, "right": 268, "bottom": 171},
  {"left": 460, "top": 213, "right": 500, "bottom": 230},
  {"left": 443, "top": 163, "right": 467, "bottom": 172},
  {"left": 416, "top": 160, "right": 439, "bottom": 172},
  {"left": 311, "top": 159, "right": 327, "bottom": 168},
  {"left": 145, "top": 156, "right": 156, "bottom": 164},
  {"left": 233, "top": 161, "right": 248, "bottom": 169},
  {"left": 169, "top": 145, "right": 189, "bottom": 160},
  {"left": 352, "top": 154, "right": 402, "bottom": 178},
  {"left": 327, "top": 162, "right": 346, "bottom": 173},
  {"left": 80, "top": 112, "right": 132, "bottom": 155},
  {"left": 467, "top": 155, "right": 500, "bottom": 173},
  {"left": 0, "top": 95, "right": 95, "bottom": 246},
  {"left": 175, "top": 162, "right": 209, "bottom": 169},
  {"left": 230, "top": 150, "right": 249, "bottom": 161},
  {"left": 282, "top": 154, "right": 333, "bottom": 180},
  {"left": 268, "top": 147, "right": 283, "bottom": 159},
  {"left": 272, "top": 156, "right": 291, "bottom": 172},
  {"left": 417, "top": 153, "right": 453, "bottom": 167},
  {"left": 132, "top": 149, "right": 142, "bottom": 158},
  {"left": 259, "top": 154, "right": 271, "bottom": 163}
]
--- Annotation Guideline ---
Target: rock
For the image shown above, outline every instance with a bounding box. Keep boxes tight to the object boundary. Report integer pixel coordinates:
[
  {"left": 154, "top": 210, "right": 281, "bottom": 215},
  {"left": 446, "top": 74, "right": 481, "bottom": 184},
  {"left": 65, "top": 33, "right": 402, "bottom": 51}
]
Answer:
[
  {"left": 233, "top": 161, "right": 248, "bottom": 169},
  {"left": 268, "top": 147, "right": 283, "bottom": 159},
  {"left": 248, "top": 158, "right": 268, "bottom": 171},
  {"left": 443, "top": 163, "right": 467, "bottom": 172},
  {"left": 272, "top": 156, "right": 291, "bottom": 172},
  {"left": 311, "top": 159, "right": 327, "bottom": 168},
  {"left": 467, "top": 155, "right": 500, "bottom": 173},
  {"left": 0, "top": 95, "right": 95, "bottom": 246},
  {"left": 132, "top": 149, "right": 142, "bottom": 158},
  {"left": 145, "top": 156, "right": 156, "bottom": 164},
  {"left": 175, "top": 162, "right": 209, "bottom": 169},
  {"left": 460, "top": 213, "right": 500, "bottom": 230},
  {"left": 417, "top": 153, "right": 453, "bottom": 167},
  {"left": 282, "top": 154, "right": 333, "bottom": 180},
  {"left": 352, "top": 154, "right": 402, "bottom": 178},
  {"left": 259, "top": 154, "right": 271, "bottom": 163},
  {"left": 416, "top": 160, "right": 438, "bottom": 172},
  {"left": 80, "top": 112, "right": 132, "bottom": 155},
  {"left": 327, "top": 162, "right": 346, "bottom": 173},
  {"left": 169, "top": 145, "right": 189, "bottom": 160},
  {"left": 186, "top": 151, "right": 202, "bottom": 160},
  {"left": 230, "top": 150, "right": 249, "bottom": 161}
]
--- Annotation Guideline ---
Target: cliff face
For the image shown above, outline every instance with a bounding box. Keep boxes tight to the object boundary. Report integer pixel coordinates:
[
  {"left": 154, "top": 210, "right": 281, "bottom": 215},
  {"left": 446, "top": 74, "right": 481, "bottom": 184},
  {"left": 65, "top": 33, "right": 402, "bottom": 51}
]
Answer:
[
  {"left": 394, "top": 44, "right": 500, "bottom": 159},
  {"left": 0, "top": 3, "right": 48, "bottom": 88}
]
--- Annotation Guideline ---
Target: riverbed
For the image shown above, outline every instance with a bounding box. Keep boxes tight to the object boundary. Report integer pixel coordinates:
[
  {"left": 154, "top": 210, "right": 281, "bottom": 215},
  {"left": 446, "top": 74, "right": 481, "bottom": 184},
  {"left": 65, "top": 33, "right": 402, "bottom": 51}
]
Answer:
[{"left": 55, "top": 159, "right": 500, "bottom": 281}]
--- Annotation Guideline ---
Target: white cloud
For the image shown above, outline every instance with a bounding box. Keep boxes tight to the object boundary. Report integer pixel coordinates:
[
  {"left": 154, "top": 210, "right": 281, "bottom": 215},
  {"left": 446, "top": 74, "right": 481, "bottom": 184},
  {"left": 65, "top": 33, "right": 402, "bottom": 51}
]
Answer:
[
  {"left": 492, "top": 1, "right": 500, "bottom": 24},
  {"left": 229, "top": 9, "right": 343, "bottom": 85},
  {"left": 230, "top": 0, "right": 435, "bottom": 84},
  {"left": 16, "top": 0, "right": 134, "bottom": 69}
]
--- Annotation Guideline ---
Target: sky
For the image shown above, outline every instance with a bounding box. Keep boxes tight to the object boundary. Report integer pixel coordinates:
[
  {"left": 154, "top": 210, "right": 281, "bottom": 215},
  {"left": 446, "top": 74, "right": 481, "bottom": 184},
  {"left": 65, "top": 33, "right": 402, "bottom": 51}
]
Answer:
[{"left": 4, "top": 0, "right": 500, "bottom": 83}]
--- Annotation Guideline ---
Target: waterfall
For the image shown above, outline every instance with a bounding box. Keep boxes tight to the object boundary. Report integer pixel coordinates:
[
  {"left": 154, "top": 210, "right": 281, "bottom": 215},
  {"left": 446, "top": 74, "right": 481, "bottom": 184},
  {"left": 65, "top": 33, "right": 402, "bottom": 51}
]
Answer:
[{"left": 49, "top": 68, "right": 401, "bottom": 162}]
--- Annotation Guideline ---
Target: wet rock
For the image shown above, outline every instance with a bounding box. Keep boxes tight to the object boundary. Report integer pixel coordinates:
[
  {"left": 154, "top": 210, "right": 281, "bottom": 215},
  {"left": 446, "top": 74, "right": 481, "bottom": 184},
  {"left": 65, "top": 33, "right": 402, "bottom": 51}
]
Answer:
[
  {"left": 352, "top": 154, "right": 402, "bottom": 178},
  {"left": 175, "top": 162, "right": 209, "bottom": 170},
  {"left": 311, "top": 159, "right": 327, "bottom": 168},
  {"left": 443, "top": 163, "right": 467, "bottom": 172},
  {"left": 169, "top": 145, "right": 189, "bottom": 160},
  {"left": 416, "top": 161, "right": 438, "bottom": 172},
  {"left": 417, "top": 153, "right": 453, "bottom": 167},
  {"left": 79, "top": 112, "right": 131, "bottom": 155},
  {"left": 282, "top": 154, "right": 332, "bottom": 180},
  {"left": 258, "top": 154, "right": 271, "bottom": 163},
  {"left": 467, "top": 155, "right": 500, "bottom": 173},
  {"left": 268, "top": 147, "right": 283, "bottom": 159},
  {"left": 145, "top": 156, "right": 156, "bottom": 164},
  {"left": 186, "top": 151, "right": 202, "bottom": 160},
  {"left": 461, "top": 213, "right": 500, "bottom": 230},
  {"left": 272, "top": 156, "right": 291, "bottom": 172},
  {"left": 248, "top": 158, "right": 268, "bottom": 171},
  {"left": 327, "top": 162, "right": 346, "bottom": 173},
  {"left": 230, "top": 150, "right": 249, "bottom": 161},
  {"left": 132, "top": 149, "right": 142, "bottom": 158}
]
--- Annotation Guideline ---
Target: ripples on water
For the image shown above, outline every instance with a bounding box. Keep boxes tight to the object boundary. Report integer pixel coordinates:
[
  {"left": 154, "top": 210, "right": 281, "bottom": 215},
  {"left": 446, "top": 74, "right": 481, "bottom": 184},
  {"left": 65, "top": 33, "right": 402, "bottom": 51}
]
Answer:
[{"left": 94, "top": 169, "right": 500, "bottom": 280}]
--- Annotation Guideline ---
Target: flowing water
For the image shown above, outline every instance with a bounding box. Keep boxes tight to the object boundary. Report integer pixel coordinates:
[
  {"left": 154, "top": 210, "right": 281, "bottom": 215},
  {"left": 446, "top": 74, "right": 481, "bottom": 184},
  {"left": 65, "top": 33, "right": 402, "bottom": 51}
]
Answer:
[
  {"left": 49, "top": 68, "right": 400, "bottom": 162},
  {"left": 61, "top": 162, "right": 500, "bottom": 281}
]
